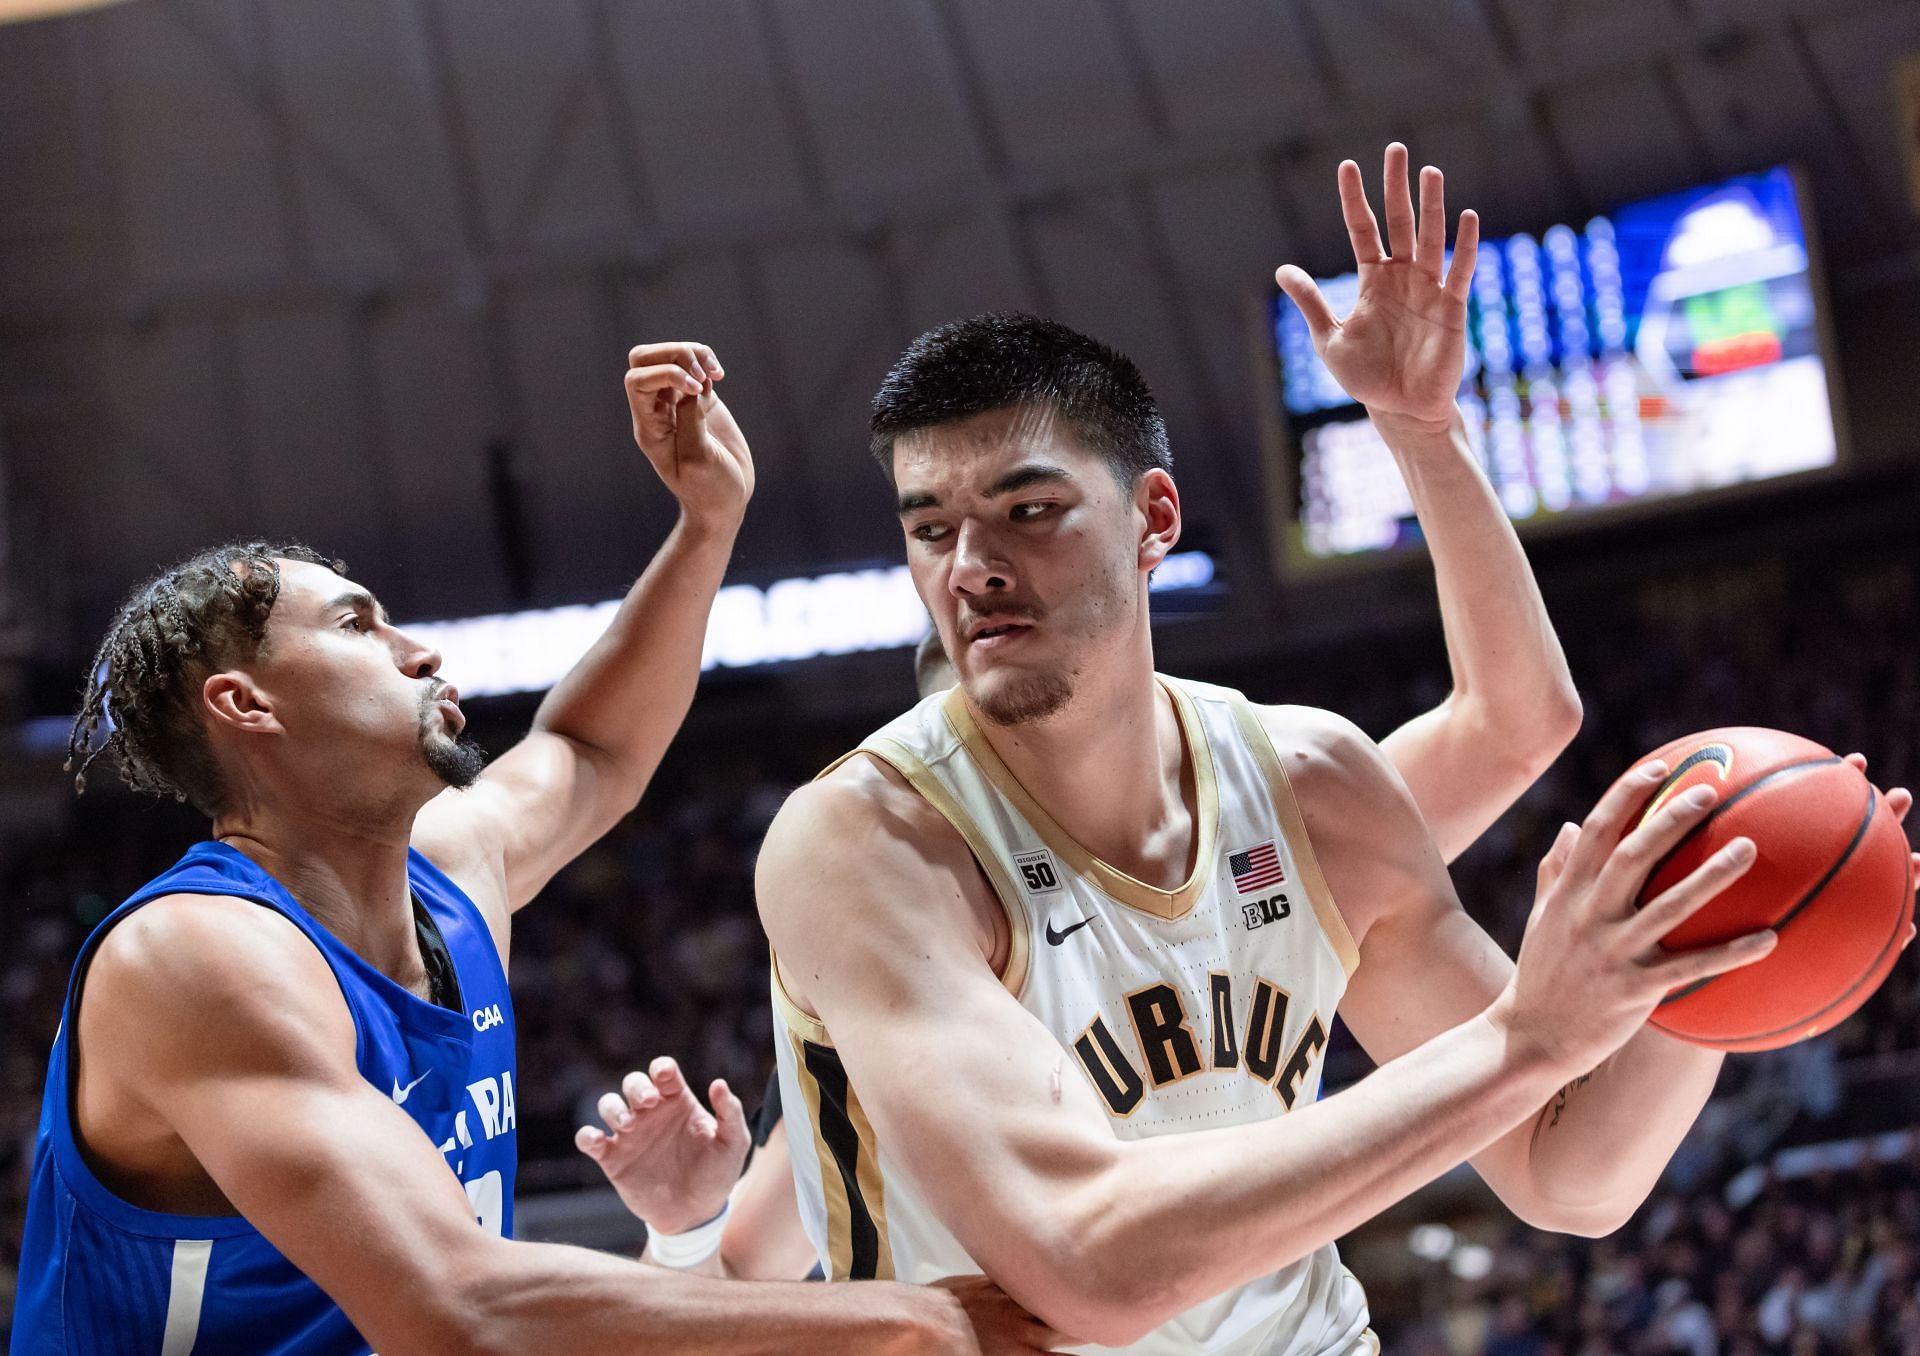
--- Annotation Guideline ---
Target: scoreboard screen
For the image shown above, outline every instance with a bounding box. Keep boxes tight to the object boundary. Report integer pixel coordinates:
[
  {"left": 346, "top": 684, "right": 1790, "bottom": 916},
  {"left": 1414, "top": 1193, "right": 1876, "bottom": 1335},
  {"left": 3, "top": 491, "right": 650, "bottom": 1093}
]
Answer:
[{"left": 1272, "top": 165, "right": 1842, "bottom": 562}]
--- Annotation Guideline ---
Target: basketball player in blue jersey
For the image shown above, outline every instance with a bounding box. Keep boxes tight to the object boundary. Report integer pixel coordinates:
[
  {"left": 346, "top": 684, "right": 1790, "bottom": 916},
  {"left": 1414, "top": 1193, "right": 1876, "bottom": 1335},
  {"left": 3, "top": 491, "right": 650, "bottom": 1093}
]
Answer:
[
  {"left": 739, "top": 147, "right": 1916, "bottom": 1354},
  {"left": 9, "top": 344, "right": 1065, "bottom": 1354}
]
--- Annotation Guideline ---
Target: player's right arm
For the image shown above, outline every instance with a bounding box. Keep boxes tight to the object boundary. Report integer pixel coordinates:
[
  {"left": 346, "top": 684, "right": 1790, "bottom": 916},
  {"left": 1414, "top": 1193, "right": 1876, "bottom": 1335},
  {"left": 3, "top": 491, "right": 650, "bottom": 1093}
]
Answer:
[
  {"left": 77, "top": 896, "right": 1057, "bottom": 1356},
  {"left": 757, "top": 747, "right": 1766, "bottom": 1347}
]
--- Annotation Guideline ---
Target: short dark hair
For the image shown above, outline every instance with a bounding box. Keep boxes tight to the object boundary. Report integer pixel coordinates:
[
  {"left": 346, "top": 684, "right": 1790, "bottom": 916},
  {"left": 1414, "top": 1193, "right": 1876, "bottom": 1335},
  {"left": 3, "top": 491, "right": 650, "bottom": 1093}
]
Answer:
[
  {"left": 68, "top": 541, "right": 343, "bottom": 816},
  {"left": 870, "top": 313, "right": 1171, "bottom": 484}
]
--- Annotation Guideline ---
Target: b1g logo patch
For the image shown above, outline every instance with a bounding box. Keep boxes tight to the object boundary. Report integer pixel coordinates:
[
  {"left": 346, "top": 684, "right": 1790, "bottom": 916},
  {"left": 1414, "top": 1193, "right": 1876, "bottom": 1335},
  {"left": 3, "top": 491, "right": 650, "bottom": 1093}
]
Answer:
[
  {"left": 1241, "top": 894, "right": 1292, "bottom": 930},
  {"left": 1014, "top": 848, "right": 1064, "bottom": 895}
]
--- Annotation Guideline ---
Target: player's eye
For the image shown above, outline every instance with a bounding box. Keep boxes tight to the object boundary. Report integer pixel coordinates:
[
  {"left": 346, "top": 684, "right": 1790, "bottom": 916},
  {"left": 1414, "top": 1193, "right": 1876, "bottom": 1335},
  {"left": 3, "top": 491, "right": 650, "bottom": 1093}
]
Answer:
[
  {"left": 911, "top": 522, "right": 951, "bottom": 543},
  {"left": 1011, "top": 501, "right": 1057, "bottom": 522}
]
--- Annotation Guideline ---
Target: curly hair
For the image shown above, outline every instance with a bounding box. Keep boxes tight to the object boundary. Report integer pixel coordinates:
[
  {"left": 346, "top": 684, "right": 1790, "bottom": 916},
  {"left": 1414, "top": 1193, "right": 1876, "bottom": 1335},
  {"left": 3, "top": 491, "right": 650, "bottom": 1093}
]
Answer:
[{"left": 68, "top": 541, "right": 345, "bottom": 816}]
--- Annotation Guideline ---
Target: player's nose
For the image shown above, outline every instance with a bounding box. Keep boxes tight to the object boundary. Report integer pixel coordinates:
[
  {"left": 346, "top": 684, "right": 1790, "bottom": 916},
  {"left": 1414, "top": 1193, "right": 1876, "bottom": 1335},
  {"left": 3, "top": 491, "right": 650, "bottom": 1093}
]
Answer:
[
  {"left": 948, "top": 518, "right": 1012, "bottom": 596},
  {"left": 390, "top": 626, "right": 442, "bottom": 680}
]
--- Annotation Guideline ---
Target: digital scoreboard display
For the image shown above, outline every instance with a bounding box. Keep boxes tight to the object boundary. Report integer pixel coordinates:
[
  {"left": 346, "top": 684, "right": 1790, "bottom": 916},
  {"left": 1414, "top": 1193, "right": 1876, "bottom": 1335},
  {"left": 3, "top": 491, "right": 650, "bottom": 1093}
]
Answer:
[{"left": 1272, "top": 166, "right": 1841, "bottom": 561}]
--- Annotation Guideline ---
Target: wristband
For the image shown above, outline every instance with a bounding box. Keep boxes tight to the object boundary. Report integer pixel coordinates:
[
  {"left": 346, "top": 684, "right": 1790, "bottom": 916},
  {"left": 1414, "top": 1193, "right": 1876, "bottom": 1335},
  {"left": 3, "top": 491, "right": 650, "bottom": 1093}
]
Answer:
[{"left": 647, "top": 1201, "right": 730, "bottom": 1269}]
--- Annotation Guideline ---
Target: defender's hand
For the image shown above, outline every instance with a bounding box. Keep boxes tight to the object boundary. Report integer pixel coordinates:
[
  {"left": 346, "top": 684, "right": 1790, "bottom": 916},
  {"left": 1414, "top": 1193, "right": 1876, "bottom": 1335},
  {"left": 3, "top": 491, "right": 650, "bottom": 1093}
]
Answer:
[
  {"left": 933, "top": 1275, "right": 1076, "bottom": 1354},
  {"left": 574, "top": 1057, "right": 751, "bottom": 1236},
  {"left": 1275, "top": 143, "right": 1478, "bottom": 435},
  {"left": 1497, "top": 760, "right": 1778, "bottom": 1076},
  {"left": 624, "top": 342, "right": 755, "bottom": 529}
]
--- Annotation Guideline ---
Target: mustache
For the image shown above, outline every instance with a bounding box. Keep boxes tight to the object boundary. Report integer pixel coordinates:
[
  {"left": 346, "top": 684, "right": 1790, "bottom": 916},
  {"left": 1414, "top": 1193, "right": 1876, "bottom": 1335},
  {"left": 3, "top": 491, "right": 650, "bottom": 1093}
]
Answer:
[
  {"left": 417, "top": 681, "right": 455, "bottom": 716},
  {"left": 957, "top": 601, "right": 1044, "bottom": 630}
]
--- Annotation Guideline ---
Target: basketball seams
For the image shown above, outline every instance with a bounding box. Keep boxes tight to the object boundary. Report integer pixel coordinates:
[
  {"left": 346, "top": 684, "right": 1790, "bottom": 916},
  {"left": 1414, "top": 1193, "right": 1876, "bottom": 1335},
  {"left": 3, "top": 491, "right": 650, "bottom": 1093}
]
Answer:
[
  {"left": 1758, "top": 783, "right": 1878, "bottom": 938},
  {"left": 1640, "top": 756, "right": 1840, "bottom": 894},
  {"left": 1656, "top": 785, "right": 1907, "bottom": 1048},
  {"left": 1665, "top": 829, "right": 1912, "bottom": 1049},
  {"left": 1651, "top": 772, "right": 1873, "bottom": 1006}
]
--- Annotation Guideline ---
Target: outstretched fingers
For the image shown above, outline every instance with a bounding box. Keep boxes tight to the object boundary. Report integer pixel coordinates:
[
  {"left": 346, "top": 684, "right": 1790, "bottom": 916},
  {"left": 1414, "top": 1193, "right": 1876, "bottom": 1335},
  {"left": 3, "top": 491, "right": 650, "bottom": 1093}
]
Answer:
[
  {"left": 1275, "top": 264, "right": 1340, "bottom": 340},
  {"left": 1382, "top": 143, "right": 1417, "bottom": 262},
  {"left": 1337, "top": 158, "right": 1386, "bottom": 266},
  {"left": 1443, "top": 208, "right": 1480, "bottom": 302},
  {"left": 1416, "top": 164, "right": 1446, "bottom": 277}
]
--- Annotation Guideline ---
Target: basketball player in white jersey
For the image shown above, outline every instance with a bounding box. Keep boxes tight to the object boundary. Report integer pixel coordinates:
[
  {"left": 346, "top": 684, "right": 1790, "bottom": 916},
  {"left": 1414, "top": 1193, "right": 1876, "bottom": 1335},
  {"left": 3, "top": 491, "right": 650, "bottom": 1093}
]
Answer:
[
  {"left": 742, "top": 147, "right": 1857, "bottom": 1353},
  {"left": 576, "top": 413, "right": 1584, "bottom": 1281}
]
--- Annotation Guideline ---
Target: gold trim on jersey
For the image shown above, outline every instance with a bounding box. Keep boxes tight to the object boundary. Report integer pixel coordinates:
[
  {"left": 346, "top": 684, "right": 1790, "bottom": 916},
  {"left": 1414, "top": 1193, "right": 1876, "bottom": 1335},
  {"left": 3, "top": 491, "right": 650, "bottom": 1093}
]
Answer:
[
  {"left": 940, "top": 678, "right": 1220, "bottom": 921},
  {"left": 861, "top": 737, "right": 1032, "bottom": 1000},
  {"left": 787, "top": 1030, "right": 895, "bottom": 1281},
  {"left": 768, "top": 741, "right": 1036, "bottom": 1048},
  {"left": 1226, "top": 695, "right": 1361, "bottom": 978},
  {"left": 771, "top": 953, "right": 831, "bottom": 1046}
]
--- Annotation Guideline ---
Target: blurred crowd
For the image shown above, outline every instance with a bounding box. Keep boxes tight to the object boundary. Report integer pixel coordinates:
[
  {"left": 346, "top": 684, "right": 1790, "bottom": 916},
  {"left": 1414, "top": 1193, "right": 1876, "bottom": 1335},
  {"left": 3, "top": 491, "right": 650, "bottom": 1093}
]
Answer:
[
  {"left": 1385, "top": 1136, "right": 1920, "bottom": 1355},
  {"left": 3, "top": 537, "right": 1916, "bottom": 1345}
]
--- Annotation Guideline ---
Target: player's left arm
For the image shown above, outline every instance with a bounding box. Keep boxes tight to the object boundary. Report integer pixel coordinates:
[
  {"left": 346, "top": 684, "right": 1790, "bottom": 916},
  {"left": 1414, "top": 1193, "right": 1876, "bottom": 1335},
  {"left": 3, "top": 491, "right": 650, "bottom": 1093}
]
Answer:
[
  {"left": 413, "top": 342, "right": 752, "bottom": 914},
  {"left": 1312, "top": 697, "right": 1917, "bottom": 1235},
  {"left": 1278, "top": 145, "right": 1579, "bottom": 863},
  {"left": 1370, "top": 400, "right": 1580, "bottom": 861}
]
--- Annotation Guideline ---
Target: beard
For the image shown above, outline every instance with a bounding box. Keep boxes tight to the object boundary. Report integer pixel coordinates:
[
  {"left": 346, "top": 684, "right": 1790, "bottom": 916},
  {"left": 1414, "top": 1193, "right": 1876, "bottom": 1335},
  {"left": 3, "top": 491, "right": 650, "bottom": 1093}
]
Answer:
[
  {"left": 971, "top": 667, "right": 1074, "bottom": 727},
  {"left": 417, "top": 696, "right": 488, "bottom": 790}
]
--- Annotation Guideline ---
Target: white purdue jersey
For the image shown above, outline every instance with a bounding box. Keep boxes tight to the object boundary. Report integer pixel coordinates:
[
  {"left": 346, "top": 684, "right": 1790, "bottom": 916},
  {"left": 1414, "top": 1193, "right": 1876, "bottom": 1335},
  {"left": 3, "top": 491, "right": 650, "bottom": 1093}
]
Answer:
[{"left": 772, "top": 676, "right": 1376, "bottom": 1355}]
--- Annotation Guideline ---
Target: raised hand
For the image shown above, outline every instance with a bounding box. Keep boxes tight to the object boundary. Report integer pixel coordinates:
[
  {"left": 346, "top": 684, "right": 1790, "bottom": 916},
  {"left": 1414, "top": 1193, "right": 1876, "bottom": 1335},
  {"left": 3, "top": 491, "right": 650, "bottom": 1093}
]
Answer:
[
  {"left": 574, "top": 1056, "right": 751, "bottom": 1236},
  {"left": 624, "top": 341, "right": 755, "bottom": 529},
  {"left": 1275, "top": 143, "right": 1478, "bottom": 433}
]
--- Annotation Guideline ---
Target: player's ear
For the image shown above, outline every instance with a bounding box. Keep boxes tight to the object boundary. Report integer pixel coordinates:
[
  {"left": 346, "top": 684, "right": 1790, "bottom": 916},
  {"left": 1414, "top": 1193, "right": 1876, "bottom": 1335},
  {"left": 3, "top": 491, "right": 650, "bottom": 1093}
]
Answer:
[
  {"left": 203, "top": 672, "right": 283, "bottom": 736},
  {"left": 1136, "top": 469, "right": 1180, "bottom": 573}
]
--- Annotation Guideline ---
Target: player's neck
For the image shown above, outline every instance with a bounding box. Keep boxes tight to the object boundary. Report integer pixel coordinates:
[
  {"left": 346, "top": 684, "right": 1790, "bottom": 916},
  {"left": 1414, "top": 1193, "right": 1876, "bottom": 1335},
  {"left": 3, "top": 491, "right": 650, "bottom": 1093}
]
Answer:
[
  {"left": 211, "top": 801, "right": 422, "bottom": 985},
  {"left": 976, "top": 667, "right": 1196, "bottom": 891}
]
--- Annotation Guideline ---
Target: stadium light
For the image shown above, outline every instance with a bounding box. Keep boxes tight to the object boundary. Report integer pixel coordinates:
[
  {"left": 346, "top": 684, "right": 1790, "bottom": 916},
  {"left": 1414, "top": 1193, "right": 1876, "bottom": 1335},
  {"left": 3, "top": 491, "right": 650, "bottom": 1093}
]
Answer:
[
  {"left": 0, "top": 0, "right": 131, "bottom": 21},
  {"left": 409, "top": 551, "right": 1217, "bottom": 699}
]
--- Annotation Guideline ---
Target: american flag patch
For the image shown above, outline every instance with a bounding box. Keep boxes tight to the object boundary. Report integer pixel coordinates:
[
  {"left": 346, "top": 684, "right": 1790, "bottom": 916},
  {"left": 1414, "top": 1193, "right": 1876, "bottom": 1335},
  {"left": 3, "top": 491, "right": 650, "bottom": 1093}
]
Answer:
[{"left": 1229, "top": 842, "right": 1285, "bottom": 894}]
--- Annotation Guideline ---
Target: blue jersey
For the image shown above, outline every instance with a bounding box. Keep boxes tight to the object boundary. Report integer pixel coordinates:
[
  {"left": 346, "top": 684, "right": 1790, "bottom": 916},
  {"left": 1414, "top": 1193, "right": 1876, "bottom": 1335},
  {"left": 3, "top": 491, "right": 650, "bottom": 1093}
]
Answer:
[{"left": 10, "top": 840, "right": 518, "bottom": 1355}]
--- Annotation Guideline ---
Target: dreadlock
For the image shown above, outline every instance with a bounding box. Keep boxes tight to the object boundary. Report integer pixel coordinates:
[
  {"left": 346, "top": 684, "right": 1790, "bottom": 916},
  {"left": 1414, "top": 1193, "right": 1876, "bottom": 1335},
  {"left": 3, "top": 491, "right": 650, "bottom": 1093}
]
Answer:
[{"left": 68, "top": 541, "right": 344, "bottom": 816}]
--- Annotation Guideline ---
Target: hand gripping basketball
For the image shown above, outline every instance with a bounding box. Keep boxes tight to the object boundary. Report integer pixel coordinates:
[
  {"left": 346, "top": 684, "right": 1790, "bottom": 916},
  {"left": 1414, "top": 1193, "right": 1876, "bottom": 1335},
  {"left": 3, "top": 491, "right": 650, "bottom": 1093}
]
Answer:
[{"left": 1499, "top": 759, "right": 1777, "bottom": 1077}]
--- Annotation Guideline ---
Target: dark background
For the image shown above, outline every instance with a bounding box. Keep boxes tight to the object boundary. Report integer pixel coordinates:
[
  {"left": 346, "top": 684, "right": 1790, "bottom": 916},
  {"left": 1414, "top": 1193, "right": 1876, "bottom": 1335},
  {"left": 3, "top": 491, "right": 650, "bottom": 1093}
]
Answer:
[{"left": 4, "top": 1, "right": 1920, "bottom": 1351}]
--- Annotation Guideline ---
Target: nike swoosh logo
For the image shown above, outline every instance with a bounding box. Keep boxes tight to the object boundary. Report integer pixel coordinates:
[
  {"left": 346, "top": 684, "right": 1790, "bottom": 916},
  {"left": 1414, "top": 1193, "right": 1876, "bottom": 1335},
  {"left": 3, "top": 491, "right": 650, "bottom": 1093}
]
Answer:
[
  {"left": 391, "top": 1070, "right": 431, "bottom": 1105},
  {"left": 1045, "top": 915, "right": 1097, "bottom": 946}
]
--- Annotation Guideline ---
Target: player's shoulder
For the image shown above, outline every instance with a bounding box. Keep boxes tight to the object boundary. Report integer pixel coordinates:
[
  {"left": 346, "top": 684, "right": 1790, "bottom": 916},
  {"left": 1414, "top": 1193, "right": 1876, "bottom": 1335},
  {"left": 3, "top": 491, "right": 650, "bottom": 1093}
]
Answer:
[
  {"left": 769, "top": 751, "right": 961, "bottom": 857},
  {"left": 759, "top": 753, "right": 980, "bottom": 922},
  {"left": 1247, "top": 701, "right": 1394, "bottom": 781},
  {"left": 84, "top": 894, "right": 351, "bottom": 1059}
]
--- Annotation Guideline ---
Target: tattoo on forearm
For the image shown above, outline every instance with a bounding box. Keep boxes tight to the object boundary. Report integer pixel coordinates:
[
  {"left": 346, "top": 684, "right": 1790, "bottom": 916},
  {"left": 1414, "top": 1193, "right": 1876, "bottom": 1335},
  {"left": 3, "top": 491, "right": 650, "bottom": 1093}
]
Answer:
[{"left": 1547, "top": 1073, "right": 1593, "bottom": 1128}]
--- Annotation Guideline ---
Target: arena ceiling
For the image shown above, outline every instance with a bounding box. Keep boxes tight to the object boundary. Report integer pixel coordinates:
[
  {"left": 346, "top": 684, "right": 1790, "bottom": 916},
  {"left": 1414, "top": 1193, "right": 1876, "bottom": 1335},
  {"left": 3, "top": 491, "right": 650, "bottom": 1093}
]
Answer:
[{"left": 1, "top": 0, "right": 1917, "bottom": 669}]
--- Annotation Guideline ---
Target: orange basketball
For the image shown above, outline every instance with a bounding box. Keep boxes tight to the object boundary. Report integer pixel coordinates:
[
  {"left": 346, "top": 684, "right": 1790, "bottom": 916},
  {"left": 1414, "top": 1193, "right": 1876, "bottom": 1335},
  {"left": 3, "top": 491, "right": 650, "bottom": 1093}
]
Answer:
[{"left": 1632, "top": 727, "right": 1914, "bottom": 1052}]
